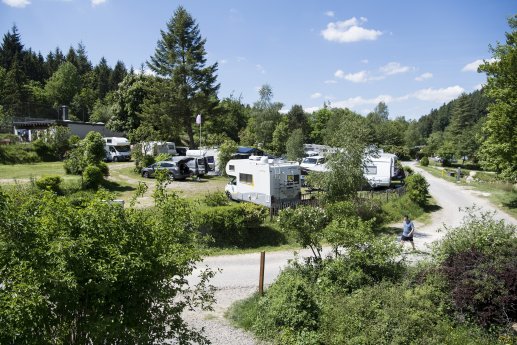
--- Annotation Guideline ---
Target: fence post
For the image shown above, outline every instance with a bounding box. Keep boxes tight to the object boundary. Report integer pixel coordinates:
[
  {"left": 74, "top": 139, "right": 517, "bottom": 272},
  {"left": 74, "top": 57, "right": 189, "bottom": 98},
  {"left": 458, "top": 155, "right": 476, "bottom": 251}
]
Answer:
[{"left": 259, "top": 251, "right": 265, "bottom": 295}]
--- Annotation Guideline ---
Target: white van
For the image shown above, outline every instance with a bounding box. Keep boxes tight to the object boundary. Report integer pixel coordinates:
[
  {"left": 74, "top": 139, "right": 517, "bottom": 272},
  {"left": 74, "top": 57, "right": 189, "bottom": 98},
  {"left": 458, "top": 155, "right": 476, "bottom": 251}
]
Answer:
[
  {"left": 186, "top": 148, "right": 219, "bottom": 174},
  {"left": 141, "top": 141, "right": 177, "bottom": 156},
  {"left": 104, "top": 137, "right": 131, "bottom": 162}
]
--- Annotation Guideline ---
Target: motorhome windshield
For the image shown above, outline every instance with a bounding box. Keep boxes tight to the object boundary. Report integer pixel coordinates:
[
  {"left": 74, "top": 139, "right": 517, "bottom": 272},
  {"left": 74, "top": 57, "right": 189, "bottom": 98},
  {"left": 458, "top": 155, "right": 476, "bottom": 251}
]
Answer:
[
  {"left": 114, "top": 145, "right": 130, "bottom": 152},
  {"left": 302, "top": 158, "right": 317, "bottom": 164}
]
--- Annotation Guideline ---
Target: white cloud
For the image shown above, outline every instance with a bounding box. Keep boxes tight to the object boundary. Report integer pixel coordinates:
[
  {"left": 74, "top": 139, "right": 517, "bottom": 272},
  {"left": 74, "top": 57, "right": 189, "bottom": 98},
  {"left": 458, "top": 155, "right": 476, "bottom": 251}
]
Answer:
[
  {"left": 415, "top": 72, "right": 433, "bottom": 81},
  {"left": 325, "top": 11, "right": 335, "bottom": 17},
  {"left": 256, "top": 64, "right": 266, "bottom": 74},
  {"left": 91, "top": 0, "right": 107, "bottom": 6},
  {"left": 321, "top": 16, "right": 382, "bottom": 43},
  {"left": 412, "top": 85, "right": 464, "bottom": 102},
  {"left": 379, "top": 62, "right": 411, "bottom": 75},
  {"left": 361, "top": 59, "right": 369, "bottom": 64},
  {"left": 462, "top": 58, "right": 496, "bottom": 72},
  {"left": 324, "top": 80, "right": 337, "bottom": 84},
  {"left": 333, "top": 94, "right": 394, "bottom": 109},
  {"left": 134, "top": 68, "right": 156, "bottom": 77},
  {"left": 2, "top": 0, "right": 30, "bottom": 7},
  {"left": 344, "top": 71, "right": 369, "bottom": 83},
  {"left": 304, "top": 106, "right": 321, "bottom": 113},
  {"left": 310, "top": 92, "right": 322, "bottom": 99},
  {"left": 219, "top": 59, "right": 228, "bottom": 65}
]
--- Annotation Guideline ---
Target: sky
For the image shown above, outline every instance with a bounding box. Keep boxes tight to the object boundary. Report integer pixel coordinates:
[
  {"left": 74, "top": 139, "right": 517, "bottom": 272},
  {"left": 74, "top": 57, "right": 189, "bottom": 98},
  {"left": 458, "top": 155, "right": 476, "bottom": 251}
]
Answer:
[{"left": 1, "top": 0, "right": 515, "bottom": 120}]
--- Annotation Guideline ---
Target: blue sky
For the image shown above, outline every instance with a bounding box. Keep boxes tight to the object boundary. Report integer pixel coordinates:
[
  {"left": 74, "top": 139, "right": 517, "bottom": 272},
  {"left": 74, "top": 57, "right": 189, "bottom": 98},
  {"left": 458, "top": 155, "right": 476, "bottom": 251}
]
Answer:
[{"left": 1, "top": 0, "right": 515, "bottom": 120}]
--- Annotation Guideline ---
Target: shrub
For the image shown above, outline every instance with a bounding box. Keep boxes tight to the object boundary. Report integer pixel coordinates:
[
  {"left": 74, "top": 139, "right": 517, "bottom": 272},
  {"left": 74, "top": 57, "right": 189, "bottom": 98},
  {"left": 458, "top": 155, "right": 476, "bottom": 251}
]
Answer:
[
  {"left": 381, "top": 194, "right": 424, "bottom": 223},
  {"left": 0, "top": 143, "right": 40, "bottom": 164},
  {"left": 403, "top": 165, "right": 414, "bottom": 175},
  {"left": 35, "top": 175, "right": 63, "bottom": 194},
  {"left": 203, "top": 192, "right": 230, "bottom": 207},
  {"left": 82, "top": 165, "right": 104, "bottom": 189},
  {"left": 420, "top": 156, "right": 429, "bottom": 166},
  {"left": 252, "top": 270, "right": 320, "bottom": 343},
  {"left": 405, "top": 173, "right": 429, "bottom": 206},
  {"left": 98, "top": 161, "right": 109, "bottom": 177},
  {"left": 195, "top": 203, "right": 268, "bottom": 247},
  {"left": 433, "top": 210, "right": 517, "bottom": 327},
  {"left": 155, "top": 153, "right": 171, "bottom": 162}
]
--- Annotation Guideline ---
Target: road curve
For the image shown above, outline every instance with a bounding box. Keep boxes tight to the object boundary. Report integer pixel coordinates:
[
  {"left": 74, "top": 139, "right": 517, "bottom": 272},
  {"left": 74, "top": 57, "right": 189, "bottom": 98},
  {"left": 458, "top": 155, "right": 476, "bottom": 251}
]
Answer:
[{"left": 183, "top": 161, "right": 517, "bottom": 344}]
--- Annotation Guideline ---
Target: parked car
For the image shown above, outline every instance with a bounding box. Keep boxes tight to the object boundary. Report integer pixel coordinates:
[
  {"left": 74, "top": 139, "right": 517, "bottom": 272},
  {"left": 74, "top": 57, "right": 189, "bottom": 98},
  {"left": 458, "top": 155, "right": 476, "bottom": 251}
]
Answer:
[{"left": 141, "top": 160, "right": 192, "bottom": 180}]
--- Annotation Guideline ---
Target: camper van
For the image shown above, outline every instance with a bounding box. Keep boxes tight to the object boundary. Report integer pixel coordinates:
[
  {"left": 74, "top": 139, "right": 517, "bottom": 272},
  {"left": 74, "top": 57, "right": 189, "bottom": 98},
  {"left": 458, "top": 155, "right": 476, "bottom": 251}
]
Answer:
[
  {"left": 225, "top": 156, "right": 301, "bottom": 207},
  {"left": 141, "top": 141, "right": 177, "bottom": 156},
  {"left": 104, "top": 137, "right": 131, "bottom": 162},
  {"left": 186, "top": 148, "right": 219, "bottom": 174},
  {"left": 363, "top": 152, "right": 399, "bottom": 188}
]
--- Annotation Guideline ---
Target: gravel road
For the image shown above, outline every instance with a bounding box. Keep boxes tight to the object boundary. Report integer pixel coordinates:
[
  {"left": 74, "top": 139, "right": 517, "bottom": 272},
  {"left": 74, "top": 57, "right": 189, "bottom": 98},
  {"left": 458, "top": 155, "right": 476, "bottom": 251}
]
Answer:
[{"left": 182, "top": 161, "right": 517, "bottom": 344}]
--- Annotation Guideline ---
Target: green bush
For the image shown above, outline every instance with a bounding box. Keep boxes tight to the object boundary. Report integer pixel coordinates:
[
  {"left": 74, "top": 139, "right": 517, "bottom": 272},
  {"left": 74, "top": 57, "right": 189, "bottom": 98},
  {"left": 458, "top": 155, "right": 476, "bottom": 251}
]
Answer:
[
  {"left": 195, "top": 203, "right": 268, "bottom": 247},
  {"left": 405, "top": 173, "right": 429, "bottom": 206},
  {"left": 98, "top": 161, "right": 109, "bottom": 176},
  {"left": 155, "top": 153, "right": 171, "bottom": 162},
  {"left": 35, "top": 175, "right": 63, "bottom": 194},
  {"left": 402, "top": 165, "right": 414, "bottom": 175},
  {"left": 0, "top": 143, "right": 40, "bottom": 164},
  {"left": 252, "top": 270, "right": 320, "bottom": 344},
  {"left": 420, "top": 156, "right": 429, "bottom": 166},
  {"left": 82, "top": 165, "right": 104, "bottom": 189},
  {"left": 381, "top": 194, "right": 424, "bottom": 223},
  {"left": 203, "top": 192, "right": 230, "bottom": 207}
]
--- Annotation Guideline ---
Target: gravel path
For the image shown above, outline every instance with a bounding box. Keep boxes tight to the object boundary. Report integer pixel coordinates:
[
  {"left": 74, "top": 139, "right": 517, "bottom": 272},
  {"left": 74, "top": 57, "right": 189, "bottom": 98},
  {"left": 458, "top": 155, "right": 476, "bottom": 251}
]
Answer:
[{"left": 182, "top": 161, "right": 517, "bottom": 344}]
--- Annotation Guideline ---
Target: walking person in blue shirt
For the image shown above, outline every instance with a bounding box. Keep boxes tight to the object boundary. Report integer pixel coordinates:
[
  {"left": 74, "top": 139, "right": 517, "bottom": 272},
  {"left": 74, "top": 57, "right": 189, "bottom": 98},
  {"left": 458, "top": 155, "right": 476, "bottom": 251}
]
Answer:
[{"left": 401, "top": 215, "right": 416, "bottom": 251}]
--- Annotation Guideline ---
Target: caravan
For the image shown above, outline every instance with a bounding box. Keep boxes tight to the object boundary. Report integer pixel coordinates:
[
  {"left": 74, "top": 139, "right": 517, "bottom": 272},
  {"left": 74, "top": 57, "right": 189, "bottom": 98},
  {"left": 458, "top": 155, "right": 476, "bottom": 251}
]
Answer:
[
  {"left": 141, "top": 141, "right": 177, "bottom": 156},
  {"left": 104, "top": 137, "right": 131, "bottom": 162},
  {"left": 363, "top": 152, "right": 399, "bottom": 188},
  {"left": 225, "top": 156, "right": 301, "bottom": 207}
]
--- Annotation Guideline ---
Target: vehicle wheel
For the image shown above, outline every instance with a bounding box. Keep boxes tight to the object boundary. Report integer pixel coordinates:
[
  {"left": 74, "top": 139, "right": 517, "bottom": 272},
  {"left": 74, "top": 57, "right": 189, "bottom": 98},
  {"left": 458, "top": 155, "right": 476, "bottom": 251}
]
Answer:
[
  {"left": 225, "top": 191, "right": 232, "bottom": 200},
  {"left": 113, "top": 157, "right": 118, "bottom": 162},
  {"left": 142, "top": 171, "right": 149, "bottom": 178}
]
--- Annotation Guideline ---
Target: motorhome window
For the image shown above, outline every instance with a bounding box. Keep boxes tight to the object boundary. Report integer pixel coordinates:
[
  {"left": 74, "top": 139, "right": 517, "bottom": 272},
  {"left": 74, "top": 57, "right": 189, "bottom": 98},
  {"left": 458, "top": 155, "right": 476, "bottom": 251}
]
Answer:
[
  {"left": 365, "top": 166, "right": 377, "bottom": 175},
  {"left": 286, "top": 174, "right": 300, "bottom": 185},
  {"left": 206, "top": 156, "right": 214, "bottom": 164},
  {"left": 303, "top": 158, "right": 317, "bottom": 164},
  {"left": 228, "top": 165, "right": 235, "bottom": 171},
  {"left": 106, "top": 139, "right": 112, "bottom": 143},
  {"left": 240, "top": 173, "right": 253, "bottom": 184},
  {"left": 116, "top": 145, "right": 130, "bottom": 152},
  {"left": 109, "top": 146, "right": 116, "bottom": 152}
]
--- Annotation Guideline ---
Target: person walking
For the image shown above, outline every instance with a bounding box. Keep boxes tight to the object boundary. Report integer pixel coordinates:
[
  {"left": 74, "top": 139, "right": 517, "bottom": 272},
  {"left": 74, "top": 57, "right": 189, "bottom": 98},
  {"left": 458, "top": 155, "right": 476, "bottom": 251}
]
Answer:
[{"left": 401, "top": 215, "right": 416, "bottom": 251}]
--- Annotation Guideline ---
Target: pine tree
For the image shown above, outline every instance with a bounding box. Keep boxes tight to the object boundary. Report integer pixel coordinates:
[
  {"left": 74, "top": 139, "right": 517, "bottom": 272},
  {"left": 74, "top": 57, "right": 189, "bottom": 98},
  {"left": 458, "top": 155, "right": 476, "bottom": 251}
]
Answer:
[
  {"left": 147, "top": 6, "right": 219, "bottom": 147},
  {"left": 0, "top": 25, "right": 24, "bottom": 70},
  {"left": 109, "top": 60, "right": 127, "bottom": 91},
  {"left": 94, "top": 57, "right": 111, "bottom": 99}
]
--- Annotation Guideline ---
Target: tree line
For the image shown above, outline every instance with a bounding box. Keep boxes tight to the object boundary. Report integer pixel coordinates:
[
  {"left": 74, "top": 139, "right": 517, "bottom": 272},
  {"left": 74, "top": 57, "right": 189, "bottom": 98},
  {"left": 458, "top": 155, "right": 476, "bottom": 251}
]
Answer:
[{"left": 1, "top": 8, "right": 515, "bottom": 180}]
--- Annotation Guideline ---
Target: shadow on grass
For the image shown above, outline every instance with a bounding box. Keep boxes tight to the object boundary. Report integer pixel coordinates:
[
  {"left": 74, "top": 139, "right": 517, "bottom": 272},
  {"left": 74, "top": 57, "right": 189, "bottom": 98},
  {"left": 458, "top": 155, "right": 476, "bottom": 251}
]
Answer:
[
  {"left": 503, "top": 196, "right": 517, "bottom": 209},
  {"left": 103, "top": 180, "right": 135, "bottom": 192},
  {"left": 378, "top": 226, "right": 402, "bottom": 236},
  {"left": 208, "top": 225, "right": 288, "bottom": 251},
  {"left": 423, "top": 203, "right": 442, "bottom": 213}
]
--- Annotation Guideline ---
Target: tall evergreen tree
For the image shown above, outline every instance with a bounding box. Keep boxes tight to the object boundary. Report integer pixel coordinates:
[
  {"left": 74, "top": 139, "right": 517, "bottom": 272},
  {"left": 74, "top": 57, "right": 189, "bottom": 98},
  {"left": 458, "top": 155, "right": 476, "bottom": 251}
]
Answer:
[
  {"left": 0, "top": 25, "right": 23, "bottom": 70},
  {"left": 147, "top": 6, "right": 219, "bottom": 147},
  {"left": 76, "top": 43, "right": 92, "bottom": 76},
  {"left": 94, "top": 57, "right": 111, "bottom": 99},
  {"left": 109, "top": 60, "right": 127, "bottom": 91},
  {"left": 479, "top": 15, "right": 517, "bottom": 179}
]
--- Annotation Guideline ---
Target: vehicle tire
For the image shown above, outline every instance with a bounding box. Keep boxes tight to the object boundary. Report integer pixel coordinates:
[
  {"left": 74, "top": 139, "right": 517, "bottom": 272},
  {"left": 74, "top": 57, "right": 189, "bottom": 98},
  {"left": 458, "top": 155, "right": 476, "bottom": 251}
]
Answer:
[
  {"left": 113, "top": 157, "right": 118, "bottom": 162},
  {"left": 225, "top": 191, "right": 232, "bottom": 200},
  {"left": 142, "top": 171, "right": 149, "bottom": 178}
]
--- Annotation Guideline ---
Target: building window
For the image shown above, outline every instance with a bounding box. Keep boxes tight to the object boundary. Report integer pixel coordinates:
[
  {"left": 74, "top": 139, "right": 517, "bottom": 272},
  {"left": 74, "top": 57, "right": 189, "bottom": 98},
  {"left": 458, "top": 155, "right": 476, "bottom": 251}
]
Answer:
[
  {"left": 228, "top": 165, "right": 235, "bottom": 171},
  {"left": 239, "top": 173, "right": 253, "bottom": 184},
  {"left": 365, "top": 166, "right": 377, "bottom": 175}
]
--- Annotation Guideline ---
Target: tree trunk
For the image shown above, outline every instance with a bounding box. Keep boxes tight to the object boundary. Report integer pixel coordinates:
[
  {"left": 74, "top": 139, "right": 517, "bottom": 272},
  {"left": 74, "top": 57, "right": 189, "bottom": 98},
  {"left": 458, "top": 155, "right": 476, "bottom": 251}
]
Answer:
[{"left": 186, "top": 119, "right": 195, "bottom": 148}]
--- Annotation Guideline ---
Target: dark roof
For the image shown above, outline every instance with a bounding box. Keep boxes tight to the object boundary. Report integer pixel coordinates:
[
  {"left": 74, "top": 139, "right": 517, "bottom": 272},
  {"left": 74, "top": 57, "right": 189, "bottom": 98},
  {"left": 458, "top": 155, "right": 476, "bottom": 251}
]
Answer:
[{"left": 237, "top": 146, "right": 263, "bottom": 155}]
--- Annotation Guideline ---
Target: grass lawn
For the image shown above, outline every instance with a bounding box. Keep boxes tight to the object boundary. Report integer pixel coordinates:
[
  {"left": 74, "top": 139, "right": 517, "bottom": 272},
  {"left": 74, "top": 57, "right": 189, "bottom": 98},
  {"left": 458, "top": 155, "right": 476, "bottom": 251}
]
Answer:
[
  {"left": 419, "top": 164, "right": 517, "bottom": 219},
  {"left": 0, "top": 161, "right": 70, "bottom": 180}
]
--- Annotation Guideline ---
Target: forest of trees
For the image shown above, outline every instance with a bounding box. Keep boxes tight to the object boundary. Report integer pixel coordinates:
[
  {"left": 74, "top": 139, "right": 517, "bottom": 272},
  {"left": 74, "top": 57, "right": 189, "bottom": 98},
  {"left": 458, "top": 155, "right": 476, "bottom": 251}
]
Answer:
[{"left": 1, "top": 9, "right": 515, "bottom": 180}]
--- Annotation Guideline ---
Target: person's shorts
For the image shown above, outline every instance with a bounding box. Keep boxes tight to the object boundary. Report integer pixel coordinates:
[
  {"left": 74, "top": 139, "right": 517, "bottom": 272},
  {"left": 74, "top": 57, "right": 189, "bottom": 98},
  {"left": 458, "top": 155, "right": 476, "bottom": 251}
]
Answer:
[{"left": 401, "top": 235, "right": 413, "bottom": 242}]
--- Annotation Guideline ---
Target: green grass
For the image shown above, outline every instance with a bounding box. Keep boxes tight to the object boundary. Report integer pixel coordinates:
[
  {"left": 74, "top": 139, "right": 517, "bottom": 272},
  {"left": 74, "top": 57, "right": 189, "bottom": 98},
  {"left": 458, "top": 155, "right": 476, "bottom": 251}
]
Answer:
[
  {"left": 0, "top": 161, "right": 69, "bottom": 180},
  {"left": 419, "top": 164, "right": 517, "bottom": 219}
]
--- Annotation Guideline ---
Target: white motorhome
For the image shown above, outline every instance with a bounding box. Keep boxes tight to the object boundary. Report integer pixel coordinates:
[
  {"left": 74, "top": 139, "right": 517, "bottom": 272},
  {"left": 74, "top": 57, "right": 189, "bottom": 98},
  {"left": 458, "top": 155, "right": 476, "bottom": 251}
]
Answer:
[
  {"left": 186, "top": 148, "right": 219, "bottom": 174},
  {"left": 141, "top": 141, "right": 177, "bottom": 156},
  {"left": 363, "top": 152, "right": 398, "bottom": 188},
  {"left": 225, "top": 156, "right": 301, "bottom": 207},
  {"left": 104, "top": 137, "right": 131, "bottom": 162}
]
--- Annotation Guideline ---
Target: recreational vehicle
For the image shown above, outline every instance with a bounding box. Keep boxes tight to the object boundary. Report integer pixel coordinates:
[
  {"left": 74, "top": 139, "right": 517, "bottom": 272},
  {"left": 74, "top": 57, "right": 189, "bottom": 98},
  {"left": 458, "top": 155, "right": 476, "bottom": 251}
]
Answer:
[
  {"left": 104, "top": 137, "right": 131, "bottom": 162},
  {"left": 363, "top": 152, "right": 399, "bottom": 188},
  {"left": 141, "top": 141, "right": 177, "bottom": 156},
  {"left": 225, "top": 156, "right": 301, "bottom": 207}
]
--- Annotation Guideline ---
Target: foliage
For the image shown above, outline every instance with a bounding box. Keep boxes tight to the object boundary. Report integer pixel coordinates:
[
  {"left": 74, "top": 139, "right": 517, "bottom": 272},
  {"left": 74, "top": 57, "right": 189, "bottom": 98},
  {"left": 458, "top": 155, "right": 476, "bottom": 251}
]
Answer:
[
  {"left": 82, "top": 164, "right": 104, "bottom": 189},
  {"left": 44, "top": 61, "right": 81, "bottom": 108},
  {"left": 64, "top": 131, "right": 106, "bottom": 175},
  {"left": 420, "top": 156, "right": 429, "bottom": 166},
  {"left": 479, "top": 15, "right": 517, "bottom": 181},
  {"left": 195, "top": 203, "right": 268, "bottom": 247},
  {"left": 34, "top": 175, "right": 62, "bottom": 193},
  {"left": 0, "top": 143, "right": 40, "bottom": 164},
  {"left": 433, "top": 209, "right": 517, "bottom": 328},
  {"left": 203, "top": 191, "right": 229, "bottom": 207},
  {"left": 0, "top": 187, "right": 214, "bottom": 344},
  {"left": 107, "top": 73, "right": 148, "bottom": 133},
  {"left": 155, "top": 152, "right": 171, "bottom": 162},
  {"left": 217, "top": 139, "right": 237, "bottom": 176},
  {"left": 286, "top": 128, "right": 305, "bottom": 161},
  {"left": 147, "top": 5, "right": 220, "bottom": 147},
  {"left": 380, "top": 194, "right": 425, "bottom": 224},
  {"left": 404, "top": 173, "right": 429, "bottom": 206},
  {"left": 251, "top": 270, "right": 320, "bottom": 344},
  {"left": 277, "top": 206, "right": 329, "bottom": 259}
]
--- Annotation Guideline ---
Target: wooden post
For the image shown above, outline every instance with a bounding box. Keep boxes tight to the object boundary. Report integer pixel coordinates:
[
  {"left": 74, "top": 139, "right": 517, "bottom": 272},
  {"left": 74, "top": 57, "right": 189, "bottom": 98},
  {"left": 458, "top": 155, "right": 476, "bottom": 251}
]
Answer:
[{"left": 259, "top": 251, "right": 265, "bottom": 295}]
